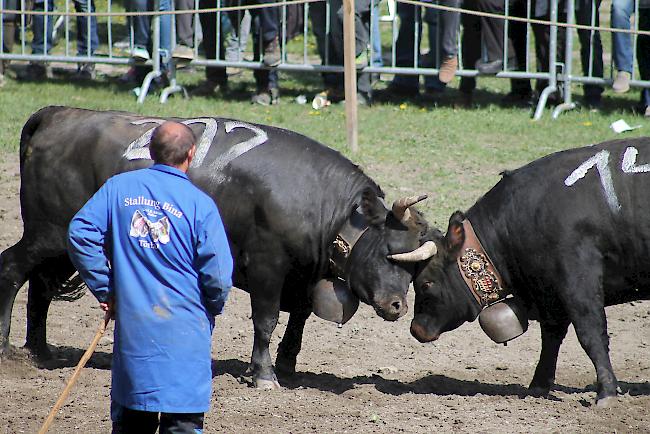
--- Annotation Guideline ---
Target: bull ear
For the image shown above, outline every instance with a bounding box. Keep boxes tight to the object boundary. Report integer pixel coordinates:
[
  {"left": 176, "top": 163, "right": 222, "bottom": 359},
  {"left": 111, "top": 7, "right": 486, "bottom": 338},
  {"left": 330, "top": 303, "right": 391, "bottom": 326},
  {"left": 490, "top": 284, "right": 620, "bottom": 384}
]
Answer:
[
  {"left": 360, "top": 188, "right": 387, "bottom": 226},
  {"left": 445, "top": 211, "right": 465, "bottom": 254}
]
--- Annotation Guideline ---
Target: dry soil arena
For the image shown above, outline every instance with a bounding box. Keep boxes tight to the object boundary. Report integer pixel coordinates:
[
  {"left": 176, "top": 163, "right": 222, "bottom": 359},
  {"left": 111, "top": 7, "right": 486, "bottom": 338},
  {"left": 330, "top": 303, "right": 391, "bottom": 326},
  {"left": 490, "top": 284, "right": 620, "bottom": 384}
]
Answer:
[{"left": 0, "top": 153, "right": 649, "bottom": 433}]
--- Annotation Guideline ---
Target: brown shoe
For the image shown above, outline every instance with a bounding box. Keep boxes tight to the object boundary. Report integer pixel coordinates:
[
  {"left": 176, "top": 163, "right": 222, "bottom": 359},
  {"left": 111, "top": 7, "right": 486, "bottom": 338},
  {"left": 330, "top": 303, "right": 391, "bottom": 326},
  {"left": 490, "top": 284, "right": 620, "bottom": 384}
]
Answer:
[{"left": 438, "top": 56, "right": 458, "bottom": 84}]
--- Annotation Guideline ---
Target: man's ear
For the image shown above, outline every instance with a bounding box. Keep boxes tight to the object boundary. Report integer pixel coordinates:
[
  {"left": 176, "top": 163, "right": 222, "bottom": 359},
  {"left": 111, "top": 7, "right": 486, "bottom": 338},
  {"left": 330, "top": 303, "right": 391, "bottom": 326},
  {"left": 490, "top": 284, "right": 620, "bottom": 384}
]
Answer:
[
  {"left": 187, "top": 144, "right": 197, "bottom": 164},
  {"left": 445, "top": 211, "right": 465, "bottom": 254},
  {"left": 360, "top": 188, "right": 387, "bottom": 226}
]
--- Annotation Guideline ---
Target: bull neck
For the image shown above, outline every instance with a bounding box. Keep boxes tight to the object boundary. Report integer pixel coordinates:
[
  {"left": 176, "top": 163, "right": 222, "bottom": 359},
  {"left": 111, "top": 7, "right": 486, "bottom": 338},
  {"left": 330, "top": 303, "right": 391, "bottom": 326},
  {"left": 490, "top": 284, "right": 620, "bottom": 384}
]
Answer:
[{"left": 150, "top": 163, "right": 189, "bottom": 180}]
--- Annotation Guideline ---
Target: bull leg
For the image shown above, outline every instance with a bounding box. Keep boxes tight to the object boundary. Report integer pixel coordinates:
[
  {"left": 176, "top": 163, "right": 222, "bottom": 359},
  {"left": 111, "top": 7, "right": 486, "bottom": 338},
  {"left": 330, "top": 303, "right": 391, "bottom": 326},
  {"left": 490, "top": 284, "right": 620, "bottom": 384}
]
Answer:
[
  {"left": 557, "top": 251, "right": 618, "bottom": 406},
  {"left": 529, "top": 319, "right": 570, "bottom": 396},
  {"left": 246, "top": 259, "right": 288, "bottom": 390},
  {"left": 567, "top": 301, "right": 617, "bottom": 406},
  {"left": 24, "top": 274, "right": 55, "bottom": 360},
  {"left": 24, "top": 256, "right": 76, "bottom": 359},
  {"left": 276, "top": 307, "right": 312, "bottom": 376},
  {"left": 0, "top": 240, "right": 35, "bottom": 355}
]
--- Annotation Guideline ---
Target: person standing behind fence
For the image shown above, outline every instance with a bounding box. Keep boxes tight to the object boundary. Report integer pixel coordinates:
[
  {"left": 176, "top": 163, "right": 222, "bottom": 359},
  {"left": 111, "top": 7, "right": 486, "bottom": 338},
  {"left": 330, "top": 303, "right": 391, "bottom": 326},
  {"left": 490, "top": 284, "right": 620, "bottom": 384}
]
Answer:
[
  {"left": 18, "top": 0, "right": 99, "bottom": 80},
  {"left": 67, "top": 121, "right": 234, "bottom": 434},
  {"left": 558, "top": 0, "right": 604, "bottom": 109},
  {"left": 610, "top": 0, "right": 641, "bottom": 93},
  {"left": 129, "top": 0, "right": 173, "bottom": 76},
  {"left": 385, "top": 0, "right": 460, "bottom": 98},
  {"left": 172, "top": 0, "right": 197, "bottom": 61},
  {"left": 195, "top": 0, "right": 281, "bottom": 105},
  {"left": 1, "top": 0, "right": 18, "bottom": 86},
  {"left": 634, "top": 1, "right": 650, "bottom": 115},
  {"left": 310, "top": 0, "right": 376, "bottom": 106}
]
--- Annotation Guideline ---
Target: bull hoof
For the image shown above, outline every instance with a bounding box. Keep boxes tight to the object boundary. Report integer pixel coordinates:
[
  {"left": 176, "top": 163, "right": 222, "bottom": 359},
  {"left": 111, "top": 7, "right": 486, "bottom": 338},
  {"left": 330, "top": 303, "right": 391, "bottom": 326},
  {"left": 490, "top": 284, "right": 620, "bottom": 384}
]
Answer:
[
  {"left": 528, "top": 386, "right": 550, "bottom": 398},
  {"left": 255, "top": 378, "right": 282, "bottom": 390},
  {"left": 596, "top": 396, "right": 617, "bottom": 408},
  {"left": 23, "top": 343, "right": 53, "bottom": 362}
]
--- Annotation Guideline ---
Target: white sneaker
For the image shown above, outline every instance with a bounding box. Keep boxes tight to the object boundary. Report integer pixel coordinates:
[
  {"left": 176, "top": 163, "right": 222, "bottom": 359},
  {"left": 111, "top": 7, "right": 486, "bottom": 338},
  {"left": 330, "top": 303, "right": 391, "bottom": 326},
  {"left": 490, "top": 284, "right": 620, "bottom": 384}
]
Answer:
[
  {"left": 131, "top": 46, "right": 150, "bottom": 62},
  {"left": 612, "top": 71, "right": 631, "bottom": 94}
]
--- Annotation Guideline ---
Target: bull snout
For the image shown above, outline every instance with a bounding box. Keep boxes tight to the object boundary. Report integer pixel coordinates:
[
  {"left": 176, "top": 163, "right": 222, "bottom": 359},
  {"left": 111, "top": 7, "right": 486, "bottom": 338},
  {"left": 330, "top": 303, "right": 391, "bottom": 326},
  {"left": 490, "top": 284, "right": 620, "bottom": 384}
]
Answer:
[
  {"left": 410, "top": 316, "right": 439, "bottom": 343},
  {"left": 374, "top": 295, "right": 408, "bottom": 321}
]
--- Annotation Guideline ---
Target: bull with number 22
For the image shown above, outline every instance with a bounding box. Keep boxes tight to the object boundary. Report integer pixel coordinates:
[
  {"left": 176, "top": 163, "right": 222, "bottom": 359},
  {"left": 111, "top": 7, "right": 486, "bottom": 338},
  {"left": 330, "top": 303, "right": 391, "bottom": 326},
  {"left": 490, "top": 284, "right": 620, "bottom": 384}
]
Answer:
[
  {"left": 394, "top": 139, "right": 650, "bottom": 407},
  {"left": 0, "top": 106, "right": 437, "bottom": 389}
]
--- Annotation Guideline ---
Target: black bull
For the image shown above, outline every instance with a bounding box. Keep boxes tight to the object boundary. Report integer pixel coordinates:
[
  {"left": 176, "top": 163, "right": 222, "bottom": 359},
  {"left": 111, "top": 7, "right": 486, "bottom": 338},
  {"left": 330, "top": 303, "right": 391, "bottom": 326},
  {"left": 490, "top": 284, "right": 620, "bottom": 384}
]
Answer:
[
  {"left": 0, "top": 106, "right": 434, "bottom": 388},
  {"left": 407, "top": 138, "right": 650, "bottom": 406}
]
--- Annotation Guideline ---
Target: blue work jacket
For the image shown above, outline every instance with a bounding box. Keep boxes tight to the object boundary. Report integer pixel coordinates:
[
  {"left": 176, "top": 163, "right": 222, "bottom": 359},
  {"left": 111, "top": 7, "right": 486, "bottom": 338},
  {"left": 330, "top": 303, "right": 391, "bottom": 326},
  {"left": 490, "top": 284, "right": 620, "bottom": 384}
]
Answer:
[{"left": 67, "top": 164, "right": 234, "bottom": 413}]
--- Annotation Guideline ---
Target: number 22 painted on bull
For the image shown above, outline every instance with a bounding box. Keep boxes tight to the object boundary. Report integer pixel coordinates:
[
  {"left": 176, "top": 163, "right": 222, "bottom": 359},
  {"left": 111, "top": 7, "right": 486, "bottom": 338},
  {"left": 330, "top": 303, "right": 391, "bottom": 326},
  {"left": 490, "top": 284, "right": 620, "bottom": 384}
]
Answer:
[
  {"left": 122, "top": 118, "right": 268, "bottom": 180},
  {"left": 564, "top": 146, "right": 650, "bottom": 213}
]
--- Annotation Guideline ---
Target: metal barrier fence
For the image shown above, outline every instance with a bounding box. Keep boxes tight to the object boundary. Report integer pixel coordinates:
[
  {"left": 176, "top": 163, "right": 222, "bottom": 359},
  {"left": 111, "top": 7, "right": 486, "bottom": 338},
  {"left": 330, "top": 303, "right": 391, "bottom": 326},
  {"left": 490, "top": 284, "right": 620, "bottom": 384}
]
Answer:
[{"left": 1, "top": 0, "right": 650, "bottom": 119}]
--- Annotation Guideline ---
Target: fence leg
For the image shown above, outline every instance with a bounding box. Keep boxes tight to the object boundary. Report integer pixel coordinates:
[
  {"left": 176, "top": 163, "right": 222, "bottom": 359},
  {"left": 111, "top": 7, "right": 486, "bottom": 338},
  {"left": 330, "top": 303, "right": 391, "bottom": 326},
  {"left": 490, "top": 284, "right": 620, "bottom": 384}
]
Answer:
[
  {"left": 161, "top": 61, "right": 188, "bottom": 103},
  {"left": 553, "top": 0, "right": 577, "bottom": 118},
  {"left": 533, "top": 0, "right": 559, "bottom": 120}
]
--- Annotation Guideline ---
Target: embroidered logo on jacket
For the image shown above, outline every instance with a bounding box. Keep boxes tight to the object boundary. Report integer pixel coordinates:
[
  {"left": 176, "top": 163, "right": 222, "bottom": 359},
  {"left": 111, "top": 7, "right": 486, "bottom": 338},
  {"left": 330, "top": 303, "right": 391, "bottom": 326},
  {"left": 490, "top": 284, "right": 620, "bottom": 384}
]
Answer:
[{"left": 130, "top": 210, "right": 171, "bottom": 246}]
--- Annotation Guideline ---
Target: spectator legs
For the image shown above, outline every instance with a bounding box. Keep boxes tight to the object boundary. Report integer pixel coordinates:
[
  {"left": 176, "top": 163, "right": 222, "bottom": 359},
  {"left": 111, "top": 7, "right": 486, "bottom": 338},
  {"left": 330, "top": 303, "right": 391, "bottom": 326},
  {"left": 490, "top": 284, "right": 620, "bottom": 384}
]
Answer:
[
  {"left": 73, "top": 0, "right": 99, "bottom": 56},
  {"left": 175, "top": 0, "right": 196, "bottom": 48},
  {"left": 611, "top": 0, "right": 634, "bottom": 74},
  {"left": 637, "top": 8, "right": 650, "bottom": 110},
  {"left": 198, "top": 0, "right": 227, "bottom": 86},
  {"left": 31, "top": 0, "right": 54, "bottom": 55},
  {"left": 574, "top": 0, "right": 604, "bottom": 105}
]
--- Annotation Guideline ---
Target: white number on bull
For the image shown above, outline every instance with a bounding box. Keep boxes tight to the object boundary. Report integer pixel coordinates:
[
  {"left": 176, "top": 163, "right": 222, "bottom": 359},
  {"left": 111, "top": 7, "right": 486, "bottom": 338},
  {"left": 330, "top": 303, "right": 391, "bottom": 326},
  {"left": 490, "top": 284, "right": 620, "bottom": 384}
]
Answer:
[
  {"left": 622, "top": 146, "right": 650, "bottom": 174},
  {"left": 209, "top": 122, "right": 269, "bottom": 182},
  {"left": 564, "top": 149, "right": 621, "bottom": 213},
  {"left": 122, "top": 118, "right": 218, "bottom": 167},
  {"left": 122, "top": 119, "right": 267, "bottom": 180}
]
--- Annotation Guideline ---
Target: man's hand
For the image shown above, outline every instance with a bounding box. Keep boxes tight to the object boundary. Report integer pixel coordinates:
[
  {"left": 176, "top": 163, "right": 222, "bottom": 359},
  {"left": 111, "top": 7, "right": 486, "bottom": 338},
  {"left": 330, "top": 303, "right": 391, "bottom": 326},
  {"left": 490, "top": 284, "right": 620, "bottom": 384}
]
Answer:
[{"left": 99, "top": 302, "right": 114, "bottom": 319}]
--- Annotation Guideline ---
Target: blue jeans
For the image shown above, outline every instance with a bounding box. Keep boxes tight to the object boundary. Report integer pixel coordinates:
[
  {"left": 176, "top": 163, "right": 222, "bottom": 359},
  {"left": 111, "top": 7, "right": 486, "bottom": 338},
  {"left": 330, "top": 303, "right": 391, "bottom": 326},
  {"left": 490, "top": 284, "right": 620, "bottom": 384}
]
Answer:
[
  {"left": 130, "top": 0, "right": 172, "bottom": 62},
  {"left": 371, "top": 2, "right": 382, "bottom": 67},
  {"left": 392, "top": 3, "right": 444, "bottom": 91},
  {"left": 611, "top": 0, "right": 634, "bottom": 73},
  {"left": 32, "top": 0, "right": 98, "bottom": 56}
]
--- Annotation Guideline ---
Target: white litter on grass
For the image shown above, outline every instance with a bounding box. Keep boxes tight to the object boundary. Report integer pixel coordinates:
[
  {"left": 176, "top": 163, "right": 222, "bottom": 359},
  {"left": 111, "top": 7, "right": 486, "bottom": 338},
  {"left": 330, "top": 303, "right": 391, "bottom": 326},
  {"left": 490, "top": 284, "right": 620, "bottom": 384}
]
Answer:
[{"left": 610, "top": 119, "right": 642, "bottom": 134}]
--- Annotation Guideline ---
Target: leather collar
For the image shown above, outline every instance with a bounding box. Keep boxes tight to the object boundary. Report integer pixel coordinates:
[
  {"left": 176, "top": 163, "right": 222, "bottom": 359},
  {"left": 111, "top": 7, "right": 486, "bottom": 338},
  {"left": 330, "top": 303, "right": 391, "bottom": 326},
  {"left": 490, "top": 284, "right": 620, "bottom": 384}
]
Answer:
[
  {"left": 456, "top": 219, "right": 508, "bottom": 308},
  {"left": 329, "top": 207, "right": 370, "bottom": 280}
]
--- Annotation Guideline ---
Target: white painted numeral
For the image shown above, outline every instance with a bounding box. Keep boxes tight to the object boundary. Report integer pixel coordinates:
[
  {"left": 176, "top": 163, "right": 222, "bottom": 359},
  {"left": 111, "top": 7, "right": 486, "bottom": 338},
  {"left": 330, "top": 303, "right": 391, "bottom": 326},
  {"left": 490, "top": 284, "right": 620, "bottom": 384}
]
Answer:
[
  {"left": 122, "top": 118, "right": 218, "bottom": 166},
  {"left": 209, "top": 122, "right": 269, "bottom": 182},
  {"left": 622, "top": 146, "right": 650, "bottom": 174},
  {"left": 564, "top": 149, "right": 621, "bottom": 213}
]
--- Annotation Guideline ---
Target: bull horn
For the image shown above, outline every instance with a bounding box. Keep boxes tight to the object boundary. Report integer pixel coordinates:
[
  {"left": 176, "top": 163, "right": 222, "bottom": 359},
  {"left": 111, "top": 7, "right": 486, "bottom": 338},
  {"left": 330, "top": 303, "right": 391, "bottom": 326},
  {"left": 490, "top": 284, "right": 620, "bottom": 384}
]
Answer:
[
  {"left": 388, "top": 241, "right": 438, "bottom": 262},
  {"left": 392, "top": 194, "right": 428, "bottom": 225}
]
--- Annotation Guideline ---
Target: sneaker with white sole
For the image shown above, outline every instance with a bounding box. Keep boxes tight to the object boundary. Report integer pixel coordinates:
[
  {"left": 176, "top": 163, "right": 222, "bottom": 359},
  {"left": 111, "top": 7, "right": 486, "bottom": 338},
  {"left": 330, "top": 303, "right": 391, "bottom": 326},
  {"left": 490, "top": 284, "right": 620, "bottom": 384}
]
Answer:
[
  {"left": 131, "top": 46, "right": 151, "bottom": 62},
  {"left": 612, "top": 71, "right": 631, "bottom": 94}
]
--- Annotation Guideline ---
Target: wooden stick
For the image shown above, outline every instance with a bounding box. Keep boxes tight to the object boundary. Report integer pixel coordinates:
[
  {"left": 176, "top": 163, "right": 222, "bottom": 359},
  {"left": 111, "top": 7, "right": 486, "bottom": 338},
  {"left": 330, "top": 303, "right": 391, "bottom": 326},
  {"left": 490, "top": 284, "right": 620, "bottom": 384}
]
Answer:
[
  {"left": 38, "top": 312, "right": 111, "bottom": 434},
  {"left": 343, "top": 0, "right": 359, "bottom": 153}
]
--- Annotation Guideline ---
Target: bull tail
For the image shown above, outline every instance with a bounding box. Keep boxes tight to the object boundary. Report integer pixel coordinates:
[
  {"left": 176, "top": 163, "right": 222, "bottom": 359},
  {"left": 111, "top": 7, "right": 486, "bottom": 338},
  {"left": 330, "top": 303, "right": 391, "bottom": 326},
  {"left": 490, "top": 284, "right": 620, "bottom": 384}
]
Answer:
[{"left": 19, "top": 106, "right": 66, "bottom": 170}]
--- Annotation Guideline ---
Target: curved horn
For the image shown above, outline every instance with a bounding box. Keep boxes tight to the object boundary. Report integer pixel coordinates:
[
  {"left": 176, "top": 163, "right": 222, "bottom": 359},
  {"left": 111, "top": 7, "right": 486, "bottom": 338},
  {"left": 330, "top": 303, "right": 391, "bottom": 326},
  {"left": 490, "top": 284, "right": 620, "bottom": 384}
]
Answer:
[
  {"left": 392, "top": 194, "right": 428, "bottom": 225},
  {"left": 387, "top": 241, "right": 438, "bottom": 262}
]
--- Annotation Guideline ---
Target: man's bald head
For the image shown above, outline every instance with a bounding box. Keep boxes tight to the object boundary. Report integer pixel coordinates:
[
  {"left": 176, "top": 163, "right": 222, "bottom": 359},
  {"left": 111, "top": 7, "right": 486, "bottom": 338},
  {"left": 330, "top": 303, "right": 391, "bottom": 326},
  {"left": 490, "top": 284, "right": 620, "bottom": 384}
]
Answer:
[{"left": 150, "top": 121, "right": 197, "bottom": 167}]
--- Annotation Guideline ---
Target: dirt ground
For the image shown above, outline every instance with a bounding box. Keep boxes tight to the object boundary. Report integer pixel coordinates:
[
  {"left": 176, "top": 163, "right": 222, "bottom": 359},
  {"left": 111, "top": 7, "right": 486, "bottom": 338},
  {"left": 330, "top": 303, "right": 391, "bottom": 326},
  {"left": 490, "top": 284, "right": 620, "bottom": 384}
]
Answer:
[{"left": 0, "top": 153, "right": 649, "bottom": 434}]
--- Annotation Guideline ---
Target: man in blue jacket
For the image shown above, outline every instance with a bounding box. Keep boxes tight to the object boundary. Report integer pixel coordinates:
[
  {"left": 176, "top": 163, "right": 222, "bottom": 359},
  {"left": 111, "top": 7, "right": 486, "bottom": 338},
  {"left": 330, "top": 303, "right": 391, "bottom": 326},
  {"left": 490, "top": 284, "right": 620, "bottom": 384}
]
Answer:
[{"left": 68, "top": 121, "right": 234, "bottom": 434}]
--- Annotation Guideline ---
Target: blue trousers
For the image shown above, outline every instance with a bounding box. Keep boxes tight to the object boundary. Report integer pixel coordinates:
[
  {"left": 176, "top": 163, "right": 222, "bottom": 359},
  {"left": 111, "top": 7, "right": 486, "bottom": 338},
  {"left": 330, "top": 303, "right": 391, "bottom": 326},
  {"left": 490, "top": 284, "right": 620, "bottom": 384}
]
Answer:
[
  {"left": 111, "top": 400, "right": 204, "bottom": 434},
  {"left": 32, "top": 0, "right": 98, "bottom": 55}
]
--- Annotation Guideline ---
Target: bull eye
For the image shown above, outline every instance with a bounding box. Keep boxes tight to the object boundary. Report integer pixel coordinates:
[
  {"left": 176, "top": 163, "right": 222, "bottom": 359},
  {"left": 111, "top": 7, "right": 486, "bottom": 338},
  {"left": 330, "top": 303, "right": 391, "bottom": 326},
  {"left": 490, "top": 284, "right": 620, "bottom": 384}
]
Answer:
[{"left": 422, "top": 281, "right": 433, "bottom": 290}]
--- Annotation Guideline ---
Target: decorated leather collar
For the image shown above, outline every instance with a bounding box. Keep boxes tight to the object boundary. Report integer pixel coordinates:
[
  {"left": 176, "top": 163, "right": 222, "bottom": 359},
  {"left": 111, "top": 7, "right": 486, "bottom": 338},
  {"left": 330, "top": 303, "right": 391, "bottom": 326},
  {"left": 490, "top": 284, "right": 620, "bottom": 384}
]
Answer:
[
  {"left": 329, "top": 207, "right": 370, "bottom": 280},
  {"left": 457, "top": 219, "right": 508, "bottom": 308}
]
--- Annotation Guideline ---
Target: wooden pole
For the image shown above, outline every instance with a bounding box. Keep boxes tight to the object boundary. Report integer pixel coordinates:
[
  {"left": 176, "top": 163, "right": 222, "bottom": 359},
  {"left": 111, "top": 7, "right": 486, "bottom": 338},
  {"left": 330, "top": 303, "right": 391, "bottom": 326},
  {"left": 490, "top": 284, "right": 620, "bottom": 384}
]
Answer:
[
  {"left": 343, "top": 0, "right": 359, "bottom": 153},
  {"left": 38, "top": 312, "right": 111, "bottom": 434}
]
